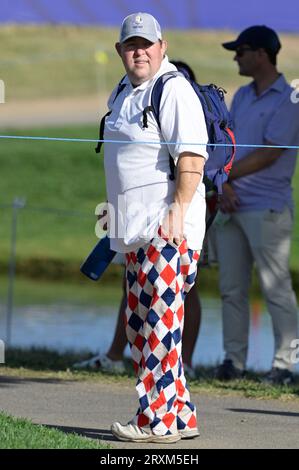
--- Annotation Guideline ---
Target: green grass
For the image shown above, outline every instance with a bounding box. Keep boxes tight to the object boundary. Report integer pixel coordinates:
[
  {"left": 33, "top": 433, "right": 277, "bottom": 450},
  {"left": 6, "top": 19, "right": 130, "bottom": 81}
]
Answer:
[
  {"left": 1, "top": 25, "right": 299, "bottom": 101},
  {"left": 2, "top": 347, "right": 299, "bottom": 401},
  {"left": 0, "top": 412, "right": 110, "bottom": 449},
  {"left": 0, "top": 125, "right": 104, "bottom": 266}
]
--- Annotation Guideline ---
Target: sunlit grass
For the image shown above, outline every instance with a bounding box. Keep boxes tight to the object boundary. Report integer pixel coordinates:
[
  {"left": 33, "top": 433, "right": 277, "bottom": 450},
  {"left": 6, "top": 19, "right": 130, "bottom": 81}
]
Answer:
[
  {"left": 0, "top": 25, "right": 298, "bottom": 102},
  {"left": 0, "top": 412, "right": 110, "bottom": 449}
]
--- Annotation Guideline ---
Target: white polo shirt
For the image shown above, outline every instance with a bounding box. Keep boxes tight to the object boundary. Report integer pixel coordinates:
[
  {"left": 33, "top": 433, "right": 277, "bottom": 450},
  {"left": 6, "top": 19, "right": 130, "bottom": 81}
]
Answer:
[{"left": 104, "top": 56, "right": 209, "bottom": 253}]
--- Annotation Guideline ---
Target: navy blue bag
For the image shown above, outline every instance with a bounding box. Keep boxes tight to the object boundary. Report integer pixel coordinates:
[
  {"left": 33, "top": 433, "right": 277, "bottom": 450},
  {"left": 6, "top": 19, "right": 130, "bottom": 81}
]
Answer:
[
  {"left": 80, "top": 235, "right": 116, "bottom": 281},
  {"left": 142, "top": 70, "right": 236, "bottom": 194}
]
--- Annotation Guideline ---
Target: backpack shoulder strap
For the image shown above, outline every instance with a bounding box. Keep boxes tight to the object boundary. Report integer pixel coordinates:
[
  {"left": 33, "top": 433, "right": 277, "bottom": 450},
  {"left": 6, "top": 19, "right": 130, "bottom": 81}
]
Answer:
[
  {"left": 95, "top": 110, "right": 111, "bottom": 154},
  {"left": 142, "top": 71, "right": 185, "bottom": 180},
  {"left": 95, "top": 76, "right": 127, "bottom": 154},
  {"left": 149, "top": 71, "right": 185, "bottom": 128}
]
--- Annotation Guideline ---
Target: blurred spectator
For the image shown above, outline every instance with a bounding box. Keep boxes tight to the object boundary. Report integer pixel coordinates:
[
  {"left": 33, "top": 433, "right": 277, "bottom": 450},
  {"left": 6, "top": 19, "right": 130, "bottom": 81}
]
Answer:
[{"left": 215, "top": 26, "right": 299, "bottom": 385}]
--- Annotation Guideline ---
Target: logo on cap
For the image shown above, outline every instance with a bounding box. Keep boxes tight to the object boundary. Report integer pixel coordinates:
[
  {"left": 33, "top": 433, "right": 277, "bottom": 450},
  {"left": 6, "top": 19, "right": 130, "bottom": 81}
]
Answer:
[
  {"left": 132, "top": 15, "right": 144, "bottom": 31},
  {"left": 135, "top": 15, "right": 143, "bottom": 24}
]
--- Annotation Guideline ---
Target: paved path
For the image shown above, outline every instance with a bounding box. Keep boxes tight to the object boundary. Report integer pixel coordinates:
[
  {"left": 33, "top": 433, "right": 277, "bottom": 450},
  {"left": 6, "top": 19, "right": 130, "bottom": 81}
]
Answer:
[{"left": 1, "top": 375, "right": 299, "bottom": 449}]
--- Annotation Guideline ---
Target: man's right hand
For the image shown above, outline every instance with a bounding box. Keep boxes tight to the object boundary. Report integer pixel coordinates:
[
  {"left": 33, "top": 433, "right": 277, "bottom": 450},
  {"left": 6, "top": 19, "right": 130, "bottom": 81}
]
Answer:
[{"left": 219, "top": 182, "right": 240, "bottom": 213}]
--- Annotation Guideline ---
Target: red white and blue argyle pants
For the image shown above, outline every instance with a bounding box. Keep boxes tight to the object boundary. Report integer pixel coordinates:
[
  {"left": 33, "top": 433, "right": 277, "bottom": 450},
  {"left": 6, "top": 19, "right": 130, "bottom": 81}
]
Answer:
[{"left": 125, "top": 235, "right": 200, "bottom": 436}]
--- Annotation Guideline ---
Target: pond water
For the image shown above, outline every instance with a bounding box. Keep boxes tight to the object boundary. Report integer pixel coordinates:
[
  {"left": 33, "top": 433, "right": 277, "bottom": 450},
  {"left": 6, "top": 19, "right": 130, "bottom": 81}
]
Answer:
[{"left": 1, "top": 297, "right": 298, "bottom": 372}]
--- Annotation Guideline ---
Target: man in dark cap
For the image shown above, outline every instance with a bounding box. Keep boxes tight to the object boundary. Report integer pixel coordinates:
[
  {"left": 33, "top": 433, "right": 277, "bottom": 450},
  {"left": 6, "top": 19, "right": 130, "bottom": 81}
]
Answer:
[
  {"left": 222, "top": 25, "right": 281, "bottom": 59},
  {"left": 215, "top": 26, "right": 299, "bottom": 384}
]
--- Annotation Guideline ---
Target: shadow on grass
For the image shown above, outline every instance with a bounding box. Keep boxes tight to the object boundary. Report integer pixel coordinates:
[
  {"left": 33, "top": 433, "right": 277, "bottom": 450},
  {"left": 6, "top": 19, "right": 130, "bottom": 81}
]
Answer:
[
  {"left": 227, "top": 408, "right": 299, "bottom": 417},
  {"left": 3, "top": 347, "right": 299, "bottom": 399},
  {"left": 0, "top": 374, "right": 73, "bottom": 387},
  {"left": 192, "top": 365, "right": 299, "bottom": 398},
  {"left": 5, "top": 347, "right": 88, "bottom": 372},
  {"left": 42, "top": 424, "right": 117, "bottom": 442}
]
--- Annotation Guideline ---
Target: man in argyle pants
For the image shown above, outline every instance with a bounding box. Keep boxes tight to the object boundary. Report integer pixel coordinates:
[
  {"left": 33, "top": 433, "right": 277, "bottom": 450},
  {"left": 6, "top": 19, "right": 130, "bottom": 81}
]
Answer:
[{"left": 104, "top": 13, "right": 208, "bottom": 443}]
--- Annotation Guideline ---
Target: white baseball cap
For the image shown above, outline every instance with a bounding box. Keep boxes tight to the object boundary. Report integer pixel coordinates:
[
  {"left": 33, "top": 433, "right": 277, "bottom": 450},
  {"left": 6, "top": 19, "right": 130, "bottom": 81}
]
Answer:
[{"left": 119, "top": 12, "right": 162, "bottom": 44}]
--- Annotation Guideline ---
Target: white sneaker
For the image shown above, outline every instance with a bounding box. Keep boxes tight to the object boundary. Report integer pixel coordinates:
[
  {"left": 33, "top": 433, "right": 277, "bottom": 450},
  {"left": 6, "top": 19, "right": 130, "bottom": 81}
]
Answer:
[
  {"left": 179, "top": 427, "right": 200, "bottom": 439},
  {"left": 111, "top": 421, "right": 181, "bottom": 444},
  {"left": 72, "top": 353, "right": 125, "bottom": 374}
]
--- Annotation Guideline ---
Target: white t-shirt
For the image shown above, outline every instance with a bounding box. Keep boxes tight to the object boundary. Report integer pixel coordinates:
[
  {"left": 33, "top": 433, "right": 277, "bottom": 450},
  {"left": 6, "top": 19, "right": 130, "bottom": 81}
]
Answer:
[{"left": 104, "top": 56, "right": 208, "bottom": 253}]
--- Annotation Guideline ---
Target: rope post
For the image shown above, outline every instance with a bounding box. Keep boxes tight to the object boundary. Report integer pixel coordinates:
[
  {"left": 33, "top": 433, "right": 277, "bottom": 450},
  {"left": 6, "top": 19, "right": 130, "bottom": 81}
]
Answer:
[{"left": 6, "top": 197, "right": 26, "bottom": 346}]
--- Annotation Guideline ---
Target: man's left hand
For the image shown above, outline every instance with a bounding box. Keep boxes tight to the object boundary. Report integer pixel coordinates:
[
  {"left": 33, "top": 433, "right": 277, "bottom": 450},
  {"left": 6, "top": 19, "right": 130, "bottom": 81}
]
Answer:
[{"left": 220, "top": 182, "right": 240, "bottom": 213}]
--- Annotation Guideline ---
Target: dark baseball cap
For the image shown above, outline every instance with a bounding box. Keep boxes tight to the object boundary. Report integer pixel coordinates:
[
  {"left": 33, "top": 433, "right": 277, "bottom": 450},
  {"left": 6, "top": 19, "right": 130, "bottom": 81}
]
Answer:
[{"left": 222, "top": 25, "right": 281, "bottom": 53}]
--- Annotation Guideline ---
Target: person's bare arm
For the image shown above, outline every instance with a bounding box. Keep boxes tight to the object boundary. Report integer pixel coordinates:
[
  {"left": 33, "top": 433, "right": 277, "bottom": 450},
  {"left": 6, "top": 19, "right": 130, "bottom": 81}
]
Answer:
[
  {"left": 228, "top": 141, "right": 283, "bottom": 181},
  {"left": 161, "top": 152, "right": 205, "bottom": 245}
]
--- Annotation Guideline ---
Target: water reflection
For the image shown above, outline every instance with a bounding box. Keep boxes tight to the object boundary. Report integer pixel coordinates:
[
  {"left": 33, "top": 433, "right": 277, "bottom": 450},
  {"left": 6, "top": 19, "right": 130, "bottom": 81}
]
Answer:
[{"left": 1, "top": 297, "right": 298, "bottom": 372}]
